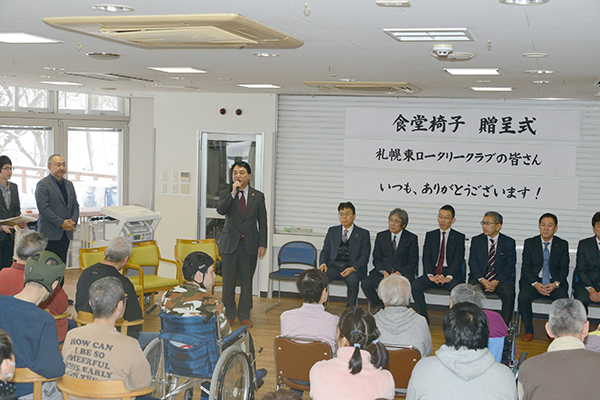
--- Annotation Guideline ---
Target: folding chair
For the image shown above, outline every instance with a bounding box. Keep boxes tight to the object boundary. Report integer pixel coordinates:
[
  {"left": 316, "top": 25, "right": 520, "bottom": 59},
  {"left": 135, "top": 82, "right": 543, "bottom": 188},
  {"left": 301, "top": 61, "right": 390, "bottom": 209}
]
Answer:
[
  {"left": 384, "top": 345, "right": 421, "bottom": 399},
  {"left": 266, "top": 241, "right": 317, "bottom": 312}
]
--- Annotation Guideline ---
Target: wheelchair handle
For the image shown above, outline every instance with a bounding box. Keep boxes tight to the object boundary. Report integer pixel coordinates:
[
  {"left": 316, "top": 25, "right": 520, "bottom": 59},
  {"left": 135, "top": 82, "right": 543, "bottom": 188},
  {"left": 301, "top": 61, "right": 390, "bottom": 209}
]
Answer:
[
  {"left": 203, "top": 310, "right": 217, "bottom": 324},
  {"left": 146, "top": 303, "right": 159, "bottom": 315}
]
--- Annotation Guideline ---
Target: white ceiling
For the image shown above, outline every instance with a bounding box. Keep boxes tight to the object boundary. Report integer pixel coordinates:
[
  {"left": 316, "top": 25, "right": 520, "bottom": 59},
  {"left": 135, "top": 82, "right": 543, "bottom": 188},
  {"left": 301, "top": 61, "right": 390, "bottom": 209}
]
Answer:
[{"left": 1, "top": 0, "right": 599, "bottom": 100}]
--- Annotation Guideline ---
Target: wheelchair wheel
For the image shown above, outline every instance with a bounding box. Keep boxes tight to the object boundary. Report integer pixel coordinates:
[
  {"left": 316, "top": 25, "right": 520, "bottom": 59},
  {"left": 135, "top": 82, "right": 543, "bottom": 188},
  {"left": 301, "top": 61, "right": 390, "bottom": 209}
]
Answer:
[
  {"left": 209, "top": 345, "right": 252, "bottom": 400},
  {"left": 144, "top": 337, "right": 168, "bottom": 399}
]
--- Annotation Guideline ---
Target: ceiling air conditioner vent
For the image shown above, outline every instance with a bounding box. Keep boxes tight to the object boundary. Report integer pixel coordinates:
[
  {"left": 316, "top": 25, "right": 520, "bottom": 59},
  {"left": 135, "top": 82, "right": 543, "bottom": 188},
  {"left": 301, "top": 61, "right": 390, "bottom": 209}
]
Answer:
[
  {"left": 304, "top": 81, "right": 421, "bottom": 94},
  {"left": 43, "top": 14, "right": 303, "bottom": 49}
]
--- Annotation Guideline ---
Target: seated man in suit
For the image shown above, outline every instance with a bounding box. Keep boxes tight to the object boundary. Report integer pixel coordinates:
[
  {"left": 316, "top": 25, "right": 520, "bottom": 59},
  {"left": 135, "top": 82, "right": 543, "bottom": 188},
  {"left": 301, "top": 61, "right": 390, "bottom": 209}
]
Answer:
[
  {"left": 361, "top": 208, "right": 418, "bottom": 311},
  {"left": 412, "top": 205, "right": 465, "bottom": 323},
  {"left": 574, "top": 211, "right": 600, "bottom": 313},
  {"left": 318, "top": 202, "right": 371, "bottom": 307},
  {"left": 468, "top": 211, "right": 516, "bottom": 325},
  {"left": 518, "top": 213, "right": 570, "bottom": 342}
]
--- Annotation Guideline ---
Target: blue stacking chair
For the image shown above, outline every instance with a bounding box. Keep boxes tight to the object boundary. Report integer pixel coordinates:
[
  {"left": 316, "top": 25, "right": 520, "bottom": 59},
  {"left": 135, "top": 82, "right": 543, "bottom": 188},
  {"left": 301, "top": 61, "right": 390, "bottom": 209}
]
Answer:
[{"left": 265, "top": 241, "right": 318, "bottom": 312}]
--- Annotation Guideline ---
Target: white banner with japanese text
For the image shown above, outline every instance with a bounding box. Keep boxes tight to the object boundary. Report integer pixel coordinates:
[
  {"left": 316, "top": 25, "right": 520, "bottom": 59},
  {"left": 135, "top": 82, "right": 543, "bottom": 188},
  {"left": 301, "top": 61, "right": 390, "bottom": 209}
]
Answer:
[
  {"left": 344, "top": 171, "right": 579, "bottom": 209},
  {"left": 345, "top": 107, "right": 581, "bottom": 140},
  {"left": 344, "top": 139, "right": 576, "bottom": 177}
]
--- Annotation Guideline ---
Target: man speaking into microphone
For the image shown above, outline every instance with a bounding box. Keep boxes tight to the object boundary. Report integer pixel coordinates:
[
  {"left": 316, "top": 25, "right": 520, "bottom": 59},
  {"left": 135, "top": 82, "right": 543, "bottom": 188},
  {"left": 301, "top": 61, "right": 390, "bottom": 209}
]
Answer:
[{"left": 217, "top": 161, "right": 267, "bottom": 328}]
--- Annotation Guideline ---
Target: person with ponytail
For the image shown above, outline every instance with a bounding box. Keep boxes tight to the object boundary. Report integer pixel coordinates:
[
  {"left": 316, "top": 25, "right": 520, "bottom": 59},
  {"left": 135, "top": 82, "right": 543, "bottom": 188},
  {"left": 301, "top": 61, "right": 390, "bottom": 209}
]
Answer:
[
  {"left": 309, "top": 307, "right": 395, "bottom": 400},
  {"left": 161, "top": 251, "right": 231, "bottom": 337},
  {"left": 0, "top": 330, "right": 16, "bottom": 400}
]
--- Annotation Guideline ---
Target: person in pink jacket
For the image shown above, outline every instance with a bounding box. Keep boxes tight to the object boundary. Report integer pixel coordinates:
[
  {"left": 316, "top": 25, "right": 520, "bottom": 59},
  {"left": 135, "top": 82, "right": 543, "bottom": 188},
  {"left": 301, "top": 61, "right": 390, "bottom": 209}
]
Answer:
[{"left": 309, "top": 307, "right": 395, "bottom": 400}]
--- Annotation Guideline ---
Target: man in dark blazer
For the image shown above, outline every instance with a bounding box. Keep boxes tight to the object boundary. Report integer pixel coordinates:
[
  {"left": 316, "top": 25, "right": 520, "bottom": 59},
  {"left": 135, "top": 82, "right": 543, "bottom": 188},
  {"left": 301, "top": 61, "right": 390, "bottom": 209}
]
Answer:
[
  {"left": 217, "top": 161, "right": 267, "bottom": 327},
  {"left": 35, "top": 154, "right": 79, "bottom": 264},
  {"left": 518, "top": 213, "right": 569, "bottom": 342},
  {"left": 361, "top": 208, "right": 418, "bottom": 311},
  {"left": 412, "top": 205, "right": 465, "bottom": 323},
  {"left": 574, "top": 211, "right": 600, "bottom": 313},
  {"left": 319, "top": 202, "right": 371, "bottom": 307},
  {"left": 469, "top": 211, "right": 516, "bottom": 325},
  {"left": 0, "top": 155, "right": 26, "bottom": 269}
]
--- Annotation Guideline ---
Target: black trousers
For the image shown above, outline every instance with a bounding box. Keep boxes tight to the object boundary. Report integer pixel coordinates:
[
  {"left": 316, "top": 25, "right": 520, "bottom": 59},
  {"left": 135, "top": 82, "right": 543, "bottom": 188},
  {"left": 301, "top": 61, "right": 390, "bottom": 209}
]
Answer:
[
  {"left": 0, "top": 234, "right": 15, "bottom": 270},
  {"left": 46, "top": 231, "right": 70, "bottom": 264},
  {"left": 469, "top": 279, "right": 515, "bottom": 325},
  {"left": 221, "top": 241, "right": 258, "bottom": 322},
  {"left": 573, "top": 281, "right": 600, "bottom": 314},
  {"left": 518, "top": 280, "right": 568, "bottom": 333},
  {"left": 326, "top": 265, "right": 361, "bottom": 307},
  {"left": 412, "top": 275, "right": 462, "bottom": 323}
]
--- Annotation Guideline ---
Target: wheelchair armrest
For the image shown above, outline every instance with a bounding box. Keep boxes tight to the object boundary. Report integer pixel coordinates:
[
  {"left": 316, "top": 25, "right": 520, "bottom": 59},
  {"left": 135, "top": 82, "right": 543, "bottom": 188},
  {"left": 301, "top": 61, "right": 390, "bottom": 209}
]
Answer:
[{"left": 222, "top": 326, "right": 248, "bottom": 347}]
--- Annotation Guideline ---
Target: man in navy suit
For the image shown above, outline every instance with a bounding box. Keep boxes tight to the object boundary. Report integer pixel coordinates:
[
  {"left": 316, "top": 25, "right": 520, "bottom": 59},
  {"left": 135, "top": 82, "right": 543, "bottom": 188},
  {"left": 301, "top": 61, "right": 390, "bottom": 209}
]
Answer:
[
  {"left": 35, "top": 154, "right": 79, "bottom": 264},
  {"left": 518, "top": 213, "right": 569, "bottom": 342},
  {"left": 217, "top": 161, "right": 267, "bottom": 328},
  {"left": 574, "top": 211, "right": 600, "bottom": 313},
  {"left": 319, "top": 202, "right": 371, "bottom": 307},
  {"left": 412, "top": 205, "right": 465, "bottom": 323},
  {"left": 469, "top": 211, "right": 516, "bottom": 325},
  {"left": 361, "top": 208, "right": 418, "bottom": 311}
]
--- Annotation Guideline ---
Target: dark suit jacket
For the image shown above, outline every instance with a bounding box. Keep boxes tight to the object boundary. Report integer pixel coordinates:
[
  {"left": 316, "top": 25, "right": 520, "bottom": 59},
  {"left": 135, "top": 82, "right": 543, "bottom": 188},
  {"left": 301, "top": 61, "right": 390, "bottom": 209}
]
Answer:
[
  {"left": 0, "top": 181, "right": 21, "bottom": 241},
  {"left": 371, "top": 229, "right": 418, "bottom": 280},
  {"left": 520, "top": 235, "right": 569, "bottom": 287},
  {"left": 469, "top": 232, "right": 516, "bottom": 286},
  {"left": 576, "top": 236, "right": 600, "bottom": 291},
  {"left": 422, "top": 228, "right": 465, "bottom": 280},
  {"left": 35, "top": 175, "right": 79, "bottom": 241},
  {"left": 216, "top": 186, "right": 267, "bottom": 255},
  {"left": 319, "top": 224, "right": 371, "bottom": 279}
]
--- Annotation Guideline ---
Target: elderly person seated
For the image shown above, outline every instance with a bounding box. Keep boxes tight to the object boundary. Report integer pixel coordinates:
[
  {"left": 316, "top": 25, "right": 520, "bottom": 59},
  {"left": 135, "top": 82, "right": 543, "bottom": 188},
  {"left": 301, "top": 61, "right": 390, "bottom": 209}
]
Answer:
[{"left": 374, "top": 274, "right": 432, "bottom": 357}]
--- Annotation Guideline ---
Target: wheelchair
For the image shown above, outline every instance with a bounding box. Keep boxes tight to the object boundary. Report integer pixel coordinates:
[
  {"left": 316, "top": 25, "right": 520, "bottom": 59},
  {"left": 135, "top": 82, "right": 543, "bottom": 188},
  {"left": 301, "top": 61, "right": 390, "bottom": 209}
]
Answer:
[{"left": 144, "top": 310, "right": 257, "bottom": 400}]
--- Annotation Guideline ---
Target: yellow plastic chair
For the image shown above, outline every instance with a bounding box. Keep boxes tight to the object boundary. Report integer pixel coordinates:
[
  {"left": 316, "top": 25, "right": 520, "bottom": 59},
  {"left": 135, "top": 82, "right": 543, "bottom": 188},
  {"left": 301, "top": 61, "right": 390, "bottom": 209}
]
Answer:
[
  {"left": 79, "top": 247, "right": 145, "bottom": 311},
  {"left": 11, "top": 368, "right": 58, "bottom": 400},
  {"left": 57, "top": 375, "right": 153, "bottom": 400},
  {"left": 128, "top": 240, "right": 180, "bottom": 305},
  {"left": 174, "top": 238, "right": 223, "bottom": 294},
  {"left": 73, "top": 310, "right": 144, "bottom": 336}
]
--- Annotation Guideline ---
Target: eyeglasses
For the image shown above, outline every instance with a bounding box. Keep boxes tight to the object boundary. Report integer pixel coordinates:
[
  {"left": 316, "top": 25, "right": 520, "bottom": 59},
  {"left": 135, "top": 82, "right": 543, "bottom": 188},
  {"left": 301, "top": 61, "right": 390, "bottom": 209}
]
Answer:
[
  {"left": 388, "top": 218, "right": 402, "bottom": 224},
  {"left": 481, "top": 221, "right": 496, "bottom": 226},
  {"left": 119, "top": 294, "right": 128, "bottom": 302},
  {"left": 338, "top": 212, "right": 353, "bottom": 217},
  {"left": 1, "top": 167, "right": 13, "bottom": 172}
]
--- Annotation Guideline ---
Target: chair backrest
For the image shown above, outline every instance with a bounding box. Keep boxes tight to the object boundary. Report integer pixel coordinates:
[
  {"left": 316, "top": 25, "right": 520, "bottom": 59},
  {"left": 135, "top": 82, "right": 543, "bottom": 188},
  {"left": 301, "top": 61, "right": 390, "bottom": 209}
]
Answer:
[
  {"left": 273, "top": 335, "right": 332, "bottom": 390},
  {"left": 11, "top": 368, "right": 57, "bottom": 400},
  {"left": 384, "top": 345, "right": 421, "bottom": 391},
  {"left": 57, "top": 375, "right": 153, "bottom": 400},
  {"left": 129, "top": 240, "right": 160, "bottom": 272},
  {"left": 74, "top": 311, "right": 143, "bottom": 335},
  {"left": 278, "top": 241, "right": 317, "bottom": 268},
  {"left": 79, "top": 247, "right": 107, "bottom": 270},
  {"left": 174, "top": 239, "right": 219, "bottom": 266}
]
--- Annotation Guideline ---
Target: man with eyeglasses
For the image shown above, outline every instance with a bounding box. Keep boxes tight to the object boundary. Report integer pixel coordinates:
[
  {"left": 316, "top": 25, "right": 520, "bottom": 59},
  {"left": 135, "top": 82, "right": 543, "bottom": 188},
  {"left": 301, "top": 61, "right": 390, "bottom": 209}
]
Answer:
[
  {"left": 361, "top": 208, "right": 418, "bottom": 312},
  {"left": 468, "top": 211, "right": 516, "bottom": 325},
  {"left": 75, "top": 237, "right": 151, "bottom": 346},
  {"left": 411, "top": 205, "right": 465, "bottom": 323},
  {"left": 319, "top": 202, "right": 371, "bottom": 307},
  {"left": 63, "top": 276, "right": 152, "bottom": 393}
]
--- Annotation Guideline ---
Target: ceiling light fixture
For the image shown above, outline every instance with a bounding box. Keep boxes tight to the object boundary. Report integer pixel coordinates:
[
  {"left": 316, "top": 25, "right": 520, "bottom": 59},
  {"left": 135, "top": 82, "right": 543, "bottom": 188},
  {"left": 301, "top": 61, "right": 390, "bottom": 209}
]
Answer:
[
  {"left": 445, "top": 68, "right": 500, "bottom": 76},
  {"left": 523, "top": 52, "right": 548, "bottom": 58},
  {"left": 86, "top": 52, "right": 121, "bottom": 60},
  {"left": 0, "top": 33, "right": 62, "bottom": 44},
  {"left": 92, "top": 4, "right": 135, "bottom": 12},
  {"left": 532, "top": 80, "right": 551, "bottom": 84},
  {"left": 470, "top": 86, "right": 513, "bottom": 92},
  {"left": 253, "top": 52, "right": 279, "bottom": 57},
  {"left": 236, "top": 83, "right": 281, "bottom": 89},
  {"left": 148, "top": 67, "right": 208, "bottom": 74},
  {"left": 384, "top": 28, "right": 473, "bottom": 42},
  {"left": 499, "top": 0, "right": 549, "bottom": 5},
  {"left": 376, "top": 1, "right": 411, "bottom": 7},
  {"left": 524, "top": 70, "right": 555, "bottom": 75},
  {"left": 43, "top": 67, "right": 65, "bottom": 71},
  {"left": 40, "top": 81, "right": 85, "bottom": 86}
]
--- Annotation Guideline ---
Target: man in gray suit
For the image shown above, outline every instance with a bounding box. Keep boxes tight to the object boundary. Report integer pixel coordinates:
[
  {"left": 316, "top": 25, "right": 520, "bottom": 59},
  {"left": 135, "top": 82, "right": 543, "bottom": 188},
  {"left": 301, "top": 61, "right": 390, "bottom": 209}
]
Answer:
[
  {"left": 35, "top": 154, "right": 79, "bottom": 263},
  {"left": 217, "top": 161, "right": 267, "bottom": 328}
]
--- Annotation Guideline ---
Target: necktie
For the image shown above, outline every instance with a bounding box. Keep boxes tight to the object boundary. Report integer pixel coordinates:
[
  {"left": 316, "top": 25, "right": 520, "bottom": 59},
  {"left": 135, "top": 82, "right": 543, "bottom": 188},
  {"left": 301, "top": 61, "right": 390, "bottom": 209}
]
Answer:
[
  {"left": 487, "top": 238, "right": 496, "bottom": 275},
  {"left": 436, "top": 231, "right": 446, "bottom": 275},
  {"left": 542, "top": 242, "right": 551, "bottom": 285},
  {"left": 342, "top": 229, "right": 348, "bottom": 243},
  {"left": 239, "top": 191, "right": 246, "bottom": 216},
  {"left": 392, "top": 235, "right": 397, "bottom": 254}
]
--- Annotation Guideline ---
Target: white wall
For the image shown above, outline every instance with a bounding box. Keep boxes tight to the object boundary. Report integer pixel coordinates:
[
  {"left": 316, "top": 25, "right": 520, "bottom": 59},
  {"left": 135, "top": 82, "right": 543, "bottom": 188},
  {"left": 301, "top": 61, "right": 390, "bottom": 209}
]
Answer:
[
  {"left": 128, "top": 97, "right": 154, "bottom": 207},
  {"left": 152, "top": 92, "right": 277, "bottom": 290}
]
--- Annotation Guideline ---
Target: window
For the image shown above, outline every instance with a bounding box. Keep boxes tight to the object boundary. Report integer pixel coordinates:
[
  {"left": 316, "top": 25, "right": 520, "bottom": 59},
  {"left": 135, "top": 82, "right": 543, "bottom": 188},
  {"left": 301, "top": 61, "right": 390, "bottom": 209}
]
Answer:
[{"left": 59, "top": 92, "right": 124, "bottom": 115}]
